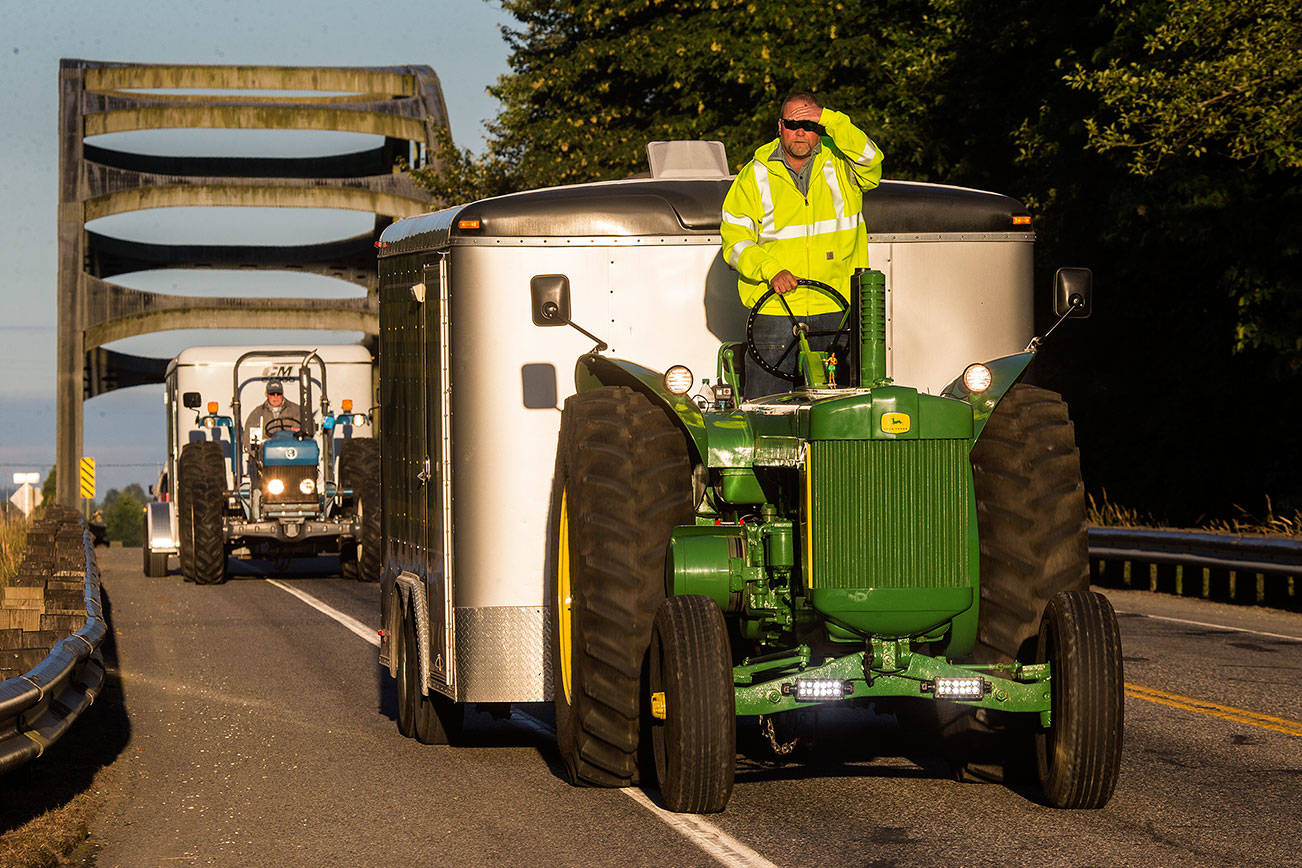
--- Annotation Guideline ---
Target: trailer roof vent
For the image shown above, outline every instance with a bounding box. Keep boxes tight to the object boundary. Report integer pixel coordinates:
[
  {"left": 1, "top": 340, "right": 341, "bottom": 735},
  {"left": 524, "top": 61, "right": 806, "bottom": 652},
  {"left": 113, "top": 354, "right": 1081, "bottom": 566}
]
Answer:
[{"left": 646, "top": 140, "right": 730, "bottom": 179}]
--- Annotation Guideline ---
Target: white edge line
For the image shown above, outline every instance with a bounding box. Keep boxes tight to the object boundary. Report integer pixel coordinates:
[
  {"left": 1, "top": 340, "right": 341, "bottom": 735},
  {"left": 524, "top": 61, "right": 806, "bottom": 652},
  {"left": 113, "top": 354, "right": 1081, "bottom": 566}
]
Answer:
[
  {"left": 269, "top": 581, "right": 780, "bottom": 868},
  {"left": 1117, "top": 609, "right": 1302, "bottom": 643},
  {"left": 513, "top": 712, "right": 778, "bottom": 868},
  {"left": 266, "top": 579, "right": 380, "bottom": 647}
]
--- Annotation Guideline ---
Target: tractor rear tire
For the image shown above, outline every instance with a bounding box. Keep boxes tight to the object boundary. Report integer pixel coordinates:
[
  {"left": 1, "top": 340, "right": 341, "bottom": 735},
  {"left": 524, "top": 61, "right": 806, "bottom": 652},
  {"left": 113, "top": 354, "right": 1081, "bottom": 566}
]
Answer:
[
  {"left": 924, "top": 385, "right": 1089, "bottom": 780},
  {"left": 1036, "top": 590, "right": 1123, "bottom": 808},
  {"left": 178, "top": 441, "right": 227, "bottom": 585},
  {"left": 549, "top": 386, "right": 694, "bottom": 788},
  {"left": 339, "top": 438, "right": 382, "bottom": 582},
  {"left": 972, "top": 384, "right": 1090, "bottom": 662},
  {"left": 650, "top": 595, "right": 735, "bottom": 813}
]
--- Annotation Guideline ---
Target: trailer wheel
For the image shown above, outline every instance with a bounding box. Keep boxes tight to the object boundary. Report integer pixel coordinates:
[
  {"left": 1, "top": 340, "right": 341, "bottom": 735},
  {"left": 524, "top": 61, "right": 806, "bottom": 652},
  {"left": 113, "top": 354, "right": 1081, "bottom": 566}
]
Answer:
[
  {"left": 549, "top": 386, "right": 694, "bottom": 788},
  {"left": 414, "top": 631, "right": 464, "bottom": 745},
  {"left": 338, "top": 439, "right": 381, "bottom": 582},
  {"left": 396, "top": 601, "right": 418, "bottom": 739},
  {"left": 141, "top": 512, "right": 168, "bottom": 577},
  {"left": 1036, "top": 590, "right": 1123, "bottom": 808},
  {"left": 178, "top": 441, "right": 227, "bottom": 585},
  {"left": 649, "top": 595, "right": 735, "bottom": 813}
]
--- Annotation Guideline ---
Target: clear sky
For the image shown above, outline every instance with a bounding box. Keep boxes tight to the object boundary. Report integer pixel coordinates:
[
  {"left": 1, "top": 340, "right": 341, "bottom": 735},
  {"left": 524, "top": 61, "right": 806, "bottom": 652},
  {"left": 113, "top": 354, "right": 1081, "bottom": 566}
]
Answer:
[{"left": 0, "top": 0, "right": 513, "bottom": 500}]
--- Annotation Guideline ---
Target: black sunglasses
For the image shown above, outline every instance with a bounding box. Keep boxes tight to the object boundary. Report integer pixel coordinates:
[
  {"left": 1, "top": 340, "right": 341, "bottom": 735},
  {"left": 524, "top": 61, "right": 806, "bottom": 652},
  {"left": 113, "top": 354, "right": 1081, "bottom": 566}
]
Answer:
[{"left": 781, "top": 118, "right": 824, "bottom": 133}]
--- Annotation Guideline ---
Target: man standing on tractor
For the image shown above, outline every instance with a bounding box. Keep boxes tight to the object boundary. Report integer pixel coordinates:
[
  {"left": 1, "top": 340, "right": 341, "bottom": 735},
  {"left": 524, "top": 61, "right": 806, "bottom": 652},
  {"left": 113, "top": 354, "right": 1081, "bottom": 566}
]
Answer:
[
  {"left": 243, "top": 380, "right": 302, "bottom": 448},
  {"left": 721, "top": 91, "right": 884, "bottom": 396}
]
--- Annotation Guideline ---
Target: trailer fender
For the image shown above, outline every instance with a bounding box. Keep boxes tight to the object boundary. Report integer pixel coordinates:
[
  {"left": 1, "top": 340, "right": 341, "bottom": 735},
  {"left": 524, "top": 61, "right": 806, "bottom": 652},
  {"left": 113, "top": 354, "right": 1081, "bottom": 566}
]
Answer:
[
  {"left": 393, "top": 572, "right": 433, "bottom": 696},
  {"left": 940, "top": 351, "right": 1036, "bottom": 445},
  {"left": 574, "top": 353, "right": 710, "bottom": 465},
  {"left": 145, "top": 500, "right": 178, "bottom": 553}
]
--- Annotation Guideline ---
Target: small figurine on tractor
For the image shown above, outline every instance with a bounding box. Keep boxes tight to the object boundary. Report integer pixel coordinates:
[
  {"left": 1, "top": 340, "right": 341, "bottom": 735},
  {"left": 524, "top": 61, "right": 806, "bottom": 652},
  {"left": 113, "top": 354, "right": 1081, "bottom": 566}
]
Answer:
[{"left": 549, "top": 267, "right": 1120, "bottom": 813}]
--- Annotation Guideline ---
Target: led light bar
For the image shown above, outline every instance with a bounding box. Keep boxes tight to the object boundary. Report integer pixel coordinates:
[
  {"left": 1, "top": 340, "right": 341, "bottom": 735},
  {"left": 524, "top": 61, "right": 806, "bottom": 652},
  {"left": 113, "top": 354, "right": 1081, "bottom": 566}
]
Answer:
[
  {"left": 792, "top": 678, "right": 850, "bottom": 701},
  {"left": 927, "top": 676, "right": 989, "bottom": 700}
]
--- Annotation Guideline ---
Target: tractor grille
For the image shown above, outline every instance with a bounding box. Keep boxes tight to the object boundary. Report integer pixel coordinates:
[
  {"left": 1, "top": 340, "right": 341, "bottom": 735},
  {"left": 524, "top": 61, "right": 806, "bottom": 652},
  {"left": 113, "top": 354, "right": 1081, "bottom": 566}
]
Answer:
[
  {"left": 806, "top": 439, "right": 971, "bottom": 590},
  {"left": 262, "top": 465, "right": 316, "bottom": 504}
]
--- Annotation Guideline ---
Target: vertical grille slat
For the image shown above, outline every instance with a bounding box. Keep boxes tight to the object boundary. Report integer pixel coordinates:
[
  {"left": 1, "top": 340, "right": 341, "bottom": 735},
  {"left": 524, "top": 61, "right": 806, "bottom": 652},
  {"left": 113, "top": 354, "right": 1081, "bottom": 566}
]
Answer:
[{"left": 809, "top": 440, "right": 970, "bottom": 590}]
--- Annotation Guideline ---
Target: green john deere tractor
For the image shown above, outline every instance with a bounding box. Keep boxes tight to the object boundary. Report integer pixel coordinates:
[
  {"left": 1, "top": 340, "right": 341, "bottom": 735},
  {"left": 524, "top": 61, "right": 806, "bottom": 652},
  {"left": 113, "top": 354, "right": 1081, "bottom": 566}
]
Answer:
[{"left": 550, "top": 267, "right": 1121, "bottom": 813}]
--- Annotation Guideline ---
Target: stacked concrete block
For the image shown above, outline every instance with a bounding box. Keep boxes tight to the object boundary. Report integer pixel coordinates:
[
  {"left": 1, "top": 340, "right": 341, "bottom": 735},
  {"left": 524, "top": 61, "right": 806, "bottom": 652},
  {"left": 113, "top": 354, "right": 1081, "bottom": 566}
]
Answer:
[{"left": 0, "top": 507, "right": 88, "bottom": 680}]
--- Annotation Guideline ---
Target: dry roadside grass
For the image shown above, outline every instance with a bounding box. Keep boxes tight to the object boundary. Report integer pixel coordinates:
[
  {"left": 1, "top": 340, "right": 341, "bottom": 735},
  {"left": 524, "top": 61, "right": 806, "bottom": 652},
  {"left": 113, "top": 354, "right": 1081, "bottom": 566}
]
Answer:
[
  {"left": 1088, "top": 490, "right": 1302, "bottom": 538},
  {"left": 0, "top": 510, "right": 29, "bottom": 585}
]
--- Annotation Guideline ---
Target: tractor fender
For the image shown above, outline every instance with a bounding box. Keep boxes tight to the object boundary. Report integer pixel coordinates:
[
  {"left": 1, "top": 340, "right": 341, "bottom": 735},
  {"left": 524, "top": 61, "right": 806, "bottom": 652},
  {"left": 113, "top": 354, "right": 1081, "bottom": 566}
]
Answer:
[
  {"left": 573, "top": 354, "right": 710, "bottom": 466},
  {"left": 940, "top": 351, "right": 1036, "bottom": 445}
]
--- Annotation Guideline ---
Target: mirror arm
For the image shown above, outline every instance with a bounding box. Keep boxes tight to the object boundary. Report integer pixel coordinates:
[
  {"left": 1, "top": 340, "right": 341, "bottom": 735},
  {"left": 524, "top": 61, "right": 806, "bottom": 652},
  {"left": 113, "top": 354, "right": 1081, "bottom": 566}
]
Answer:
[{"left": 1025, "top": 296, "right": 1085, "bottom": 352}]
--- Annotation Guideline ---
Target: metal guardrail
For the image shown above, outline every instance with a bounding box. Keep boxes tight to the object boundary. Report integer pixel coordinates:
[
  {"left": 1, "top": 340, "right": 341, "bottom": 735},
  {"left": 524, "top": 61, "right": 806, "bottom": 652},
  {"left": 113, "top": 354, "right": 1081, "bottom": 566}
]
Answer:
[
  {"left": 1088, "top": 527, "right": 1302, "bottom": 610},
  {"left": 0, "top": 521, "right": 107, "bottom": 774}
]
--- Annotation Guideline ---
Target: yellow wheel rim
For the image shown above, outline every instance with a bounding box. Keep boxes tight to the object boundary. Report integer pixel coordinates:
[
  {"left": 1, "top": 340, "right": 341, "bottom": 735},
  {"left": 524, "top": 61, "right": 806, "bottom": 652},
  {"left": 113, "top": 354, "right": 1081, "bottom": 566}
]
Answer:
[{"left": 557, "top": 488, "right": 573, "bottom": 704}]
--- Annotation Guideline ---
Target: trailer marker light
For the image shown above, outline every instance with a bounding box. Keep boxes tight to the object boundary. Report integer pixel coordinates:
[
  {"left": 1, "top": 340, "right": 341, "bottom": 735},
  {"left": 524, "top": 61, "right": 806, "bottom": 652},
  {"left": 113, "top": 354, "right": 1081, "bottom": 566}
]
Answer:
[
  {"left": 266, "top": 479, "right": 285, "bottom": 496},
  {"left": 962, "top": 363, "right": 992, "bottom": 393},
  {"left": 457, "top": 218, "right": 481, "bottom": 230},
  {"left": 650, "top": 691, "right": 666, "bottom": 720},
  {"left": 664, "top": 365, "right": 694, "bottom": 395},
  {"left": 924, "top": 676, "right": 990, "bottom": 700},
  {"left": 1012, "top": 215, "right": 1032, "bottom": 226},
  {"left": 789, "top": 678, "right": 851, "bottom": 701}
]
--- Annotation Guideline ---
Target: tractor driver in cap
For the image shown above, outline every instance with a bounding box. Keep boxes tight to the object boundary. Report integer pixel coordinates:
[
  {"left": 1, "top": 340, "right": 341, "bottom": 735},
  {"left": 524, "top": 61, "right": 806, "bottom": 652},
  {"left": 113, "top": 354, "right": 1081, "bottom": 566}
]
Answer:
[
  {"left": 720, "top": 91, "right": 884, "bottom": 397},
  {"left": 244, "top": 380, "right": 303, "bottom": 449}
]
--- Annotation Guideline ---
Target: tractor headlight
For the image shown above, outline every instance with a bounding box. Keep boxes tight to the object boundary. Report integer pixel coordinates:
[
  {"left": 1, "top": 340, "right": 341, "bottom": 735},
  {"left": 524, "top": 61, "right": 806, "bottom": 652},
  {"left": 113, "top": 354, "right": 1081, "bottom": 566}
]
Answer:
[
  {"left": 664, "top": 365, "right": 693, "bottom": 395},
  {"left": 266, "top": 478, "right": 285, "bottom": 496},
  {"left": 962, "top": 363, "right": 992, "bottom": 393},
  {"left": 927, "top": 676, "right": 989, "bottom": 700},
  {"left": 350, "top": 413, "right": 368, "bottom": 426},
  {"left": 791, "top": 678, "right": 851, "bottom": 701},
  {"left": 299, "top": 478, "right": 316, "bottom": 495}
]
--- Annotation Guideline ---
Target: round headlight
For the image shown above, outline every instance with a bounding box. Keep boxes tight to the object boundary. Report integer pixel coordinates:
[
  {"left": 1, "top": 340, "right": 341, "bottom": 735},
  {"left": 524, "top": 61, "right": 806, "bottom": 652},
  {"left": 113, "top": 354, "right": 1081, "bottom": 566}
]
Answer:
[
  {"left": 299, "top": 478, "right": 316, "bottom": 495},
  {"left": 351, "top": 413, "right": 368, "bottom": 426},
  {"left": 962, "top": 363, "right": 993, "bottom": 394},
  {"left": 664, "top": 365, "right": 694, "bottom": 395},
  {"left": 266, "top": 478, "right": 285, "bottom": 496}
]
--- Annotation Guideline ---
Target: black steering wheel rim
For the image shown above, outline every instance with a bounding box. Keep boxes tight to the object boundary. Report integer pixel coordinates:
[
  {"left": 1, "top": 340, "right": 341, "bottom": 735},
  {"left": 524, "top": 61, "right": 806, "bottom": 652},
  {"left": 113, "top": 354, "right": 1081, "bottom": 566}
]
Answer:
[
  {"left": 264, "top": 417, "right": 302, "bottom": 436},
  {"left": 745, "top": 279, "right": 851, "bottom": 381}
]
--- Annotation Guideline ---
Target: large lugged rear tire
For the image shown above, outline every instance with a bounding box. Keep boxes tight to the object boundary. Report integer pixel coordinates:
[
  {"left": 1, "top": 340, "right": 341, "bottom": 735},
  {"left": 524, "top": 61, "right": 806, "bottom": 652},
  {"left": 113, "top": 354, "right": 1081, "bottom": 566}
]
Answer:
[
  {"left": 1036, "top": 590, "right": 1124, "bottom": 808},
  {"left": 178, "top": 441, "right": 227, "bottom": 585},
  {"left": 971, "top": 384, "right": 1090, "bottom": 661},
  {"left": 925, "top": 385, "right": 1090, "bottom": 780},
  {"left": 650, "top": 595, "right": 735, "bottom": 813},
  {"left": 549, "top": 386, "right": 694, "bottom": 788},
  {"left": 339, "top": 438, "right": 381, "bottom": 582}
]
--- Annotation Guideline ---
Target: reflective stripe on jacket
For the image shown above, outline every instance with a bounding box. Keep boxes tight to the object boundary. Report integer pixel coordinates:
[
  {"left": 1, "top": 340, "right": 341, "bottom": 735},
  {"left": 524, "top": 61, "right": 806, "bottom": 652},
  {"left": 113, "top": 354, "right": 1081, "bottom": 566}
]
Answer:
[{"left": 721, "top": 108, "right": 883, "bottom": 316}]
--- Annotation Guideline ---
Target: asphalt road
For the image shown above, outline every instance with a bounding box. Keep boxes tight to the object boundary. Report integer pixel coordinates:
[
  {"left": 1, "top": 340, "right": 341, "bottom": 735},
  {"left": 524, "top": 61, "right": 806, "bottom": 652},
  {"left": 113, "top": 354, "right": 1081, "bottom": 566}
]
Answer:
[{"left": 54, "top": 549, "right": 1302, "bottom": 865}]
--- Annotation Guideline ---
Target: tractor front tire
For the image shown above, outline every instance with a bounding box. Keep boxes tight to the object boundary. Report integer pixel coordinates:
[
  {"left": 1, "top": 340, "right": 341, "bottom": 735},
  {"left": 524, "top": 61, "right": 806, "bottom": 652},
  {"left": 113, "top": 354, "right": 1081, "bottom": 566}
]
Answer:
[
  {"left": 1036, "top": 590, "right": 1123, "bottom": 808},
  {"left": 178, "top": 441, "right": 227, "bottom": 585},
  {"left": 549, "top": 386, "right": 694, "bottom": 788},
  {"left": 650, "top": 595, "right": 735, "bottom": 813},
  {"left": 339, "top": 438, "right": 382, "bottom": 582}
]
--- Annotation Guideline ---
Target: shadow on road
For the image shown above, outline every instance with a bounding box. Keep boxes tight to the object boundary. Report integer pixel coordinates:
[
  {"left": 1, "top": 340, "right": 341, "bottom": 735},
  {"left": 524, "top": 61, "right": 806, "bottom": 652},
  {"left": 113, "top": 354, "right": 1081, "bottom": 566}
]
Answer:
[{"left": 0, "top": 589, "right": 132, "bottom": 835}]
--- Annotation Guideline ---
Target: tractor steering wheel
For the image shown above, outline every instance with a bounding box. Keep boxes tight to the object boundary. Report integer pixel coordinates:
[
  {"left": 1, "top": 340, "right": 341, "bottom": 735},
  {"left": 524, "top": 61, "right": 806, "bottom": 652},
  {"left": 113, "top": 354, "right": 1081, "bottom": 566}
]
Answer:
[
  {"left": 264, "top": 417, "right": 302, "bottom": 437},
  {"left": 745, "top": 279, "right": 852, "bottom": 381}
]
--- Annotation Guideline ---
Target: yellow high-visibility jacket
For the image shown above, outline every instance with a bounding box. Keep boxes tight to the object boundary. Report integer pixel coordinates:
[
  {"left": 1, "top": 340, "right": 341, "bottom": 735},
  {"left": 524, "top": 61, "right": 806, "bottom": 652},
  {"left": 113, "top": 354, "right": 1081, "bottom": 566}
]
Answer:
[{"left": 721, "top": 108, "right": 883, "bottom": 316}]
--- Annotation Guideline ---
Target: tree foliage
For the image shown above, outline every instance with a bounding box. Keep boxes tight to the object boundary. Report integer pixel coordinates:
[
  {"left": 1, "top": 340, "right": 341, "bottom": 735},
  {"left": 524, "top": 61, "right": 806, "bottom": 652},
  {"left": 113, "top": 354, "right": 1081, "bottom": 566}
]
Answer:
[
  {"left": 103, "top": 485, "right": 146, "bottom": 547},
  {"left": 416, "top": 0, "right": 1300, "bottom": 520},
  {"left": 1067, "top": 0, "right": 1302, "bottom": 176}
]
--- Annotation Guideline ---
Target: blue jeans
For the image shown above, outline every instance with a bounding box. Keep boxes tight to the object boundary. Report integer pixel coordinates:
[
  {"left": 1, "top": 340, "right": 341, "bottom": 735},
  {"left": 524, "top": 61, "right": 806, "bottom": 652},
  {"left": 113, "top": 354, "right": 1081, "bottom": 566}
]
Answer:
[{"left": 744, "top": 311, "right": 849, "bottom": 399}]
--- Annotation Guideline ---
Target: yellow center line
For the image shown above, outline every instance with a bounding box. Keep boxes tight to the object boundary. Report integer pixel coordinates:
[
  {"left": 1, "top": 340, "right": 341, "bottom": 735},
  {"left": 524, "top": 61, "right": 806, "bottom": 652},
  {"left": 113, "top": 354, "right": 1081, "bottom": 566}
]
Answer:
[{"left": 1125, "top": 682, "right": 1302, "bottom": 738}]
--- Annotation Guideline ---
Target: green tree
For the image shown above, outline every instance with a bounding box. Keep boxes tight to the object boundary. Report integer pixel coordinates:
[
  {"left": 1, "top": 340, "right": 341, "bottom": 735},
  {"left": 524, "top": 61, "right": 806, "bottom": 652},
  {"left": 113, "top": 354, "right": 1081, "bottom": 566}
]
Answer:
[{"left": 104, "top": 490, "right": 144, "bottom": 548}]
